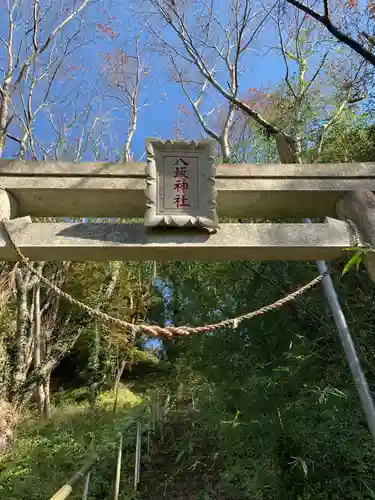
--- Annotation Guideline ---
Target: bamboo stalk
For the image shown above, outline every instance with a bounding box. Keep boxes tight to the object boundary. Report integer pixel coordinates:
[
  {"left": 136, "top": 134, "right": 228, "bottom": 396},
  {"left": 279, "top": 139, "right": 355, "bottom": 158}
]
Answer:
[{"left": 50, "top": 454, "right": 98, "bottom": 500}]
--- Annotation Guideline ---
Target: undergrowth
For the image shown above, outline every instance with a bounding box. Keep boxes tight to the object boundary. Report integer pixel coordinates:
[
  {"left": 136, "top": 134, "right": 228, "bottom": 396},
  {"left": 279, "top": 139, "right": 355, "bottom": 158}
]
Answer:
[
  {"left": 0, "top": 384, "right": 143, "bottom": 500},
  {"left": 3, "top": 378, "right": 375, "bottom": 500}
]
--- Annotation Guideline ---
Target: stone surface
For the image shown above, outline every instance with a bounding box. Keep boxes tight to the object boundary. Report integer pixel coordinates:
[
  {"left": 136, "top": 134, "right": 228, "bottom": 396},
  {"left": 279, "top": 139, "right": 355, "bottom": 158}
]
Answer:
[
  {"left": 1, "top": 159, "right": 374, "bottom": 177},
  {"left": 0, "top": 176, "right": 374, "bottom": 220},
  {"left": 337, "top": 189, "right": 375, "bottom": 283},
  {"left": 144, "top": 138, "right": 218, "bottom": 228},
  {"left": 0, "top": 221, "right": 352, "bottom": 261},
  {"left": 0, "top": 189, "right": 18, "bottom": 219},
  {"left": 0, "top": 160, "right": 374, "bottom": 219},
  {"left": 0, "top": 216, "right": 32, "bottom": 259}
]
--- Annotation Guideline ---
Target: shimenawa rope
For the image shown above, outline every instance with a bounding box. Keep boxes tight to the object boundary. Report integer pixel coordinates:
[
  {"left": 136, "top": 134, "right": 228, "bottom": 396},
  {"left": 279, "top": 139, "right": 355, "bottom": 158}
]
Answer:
[{"left": 2, "top": 219, "right": 329, "bottom": 339}]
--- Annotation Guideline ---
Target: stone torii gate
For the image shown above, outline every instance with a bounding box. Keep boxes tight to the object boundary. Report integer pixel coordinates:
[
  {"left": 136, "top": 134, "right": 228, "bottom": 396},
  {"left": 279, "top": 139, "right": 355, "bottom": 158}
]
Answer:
[
  {"left": 1, "top": 141, "right": 375, "bottom": 445},
  {"left": 0, "top": 159, "right": 375, "bottom": 264}
]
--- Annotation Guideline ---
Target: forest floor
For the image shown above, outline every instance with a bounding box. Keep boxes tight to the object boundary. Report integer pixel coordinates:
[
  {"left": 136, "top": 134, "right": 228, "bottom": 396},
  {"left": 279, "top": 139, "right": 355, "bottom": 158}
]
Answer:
[
  {"left": 138, "top": 411, "right": 223, "bottom": 500},
  {"left": 0, "top": 383, "right": 220, "bottom": 500},
  {"left": 0, "top": 384, "right": 144, "bottom": 500}
]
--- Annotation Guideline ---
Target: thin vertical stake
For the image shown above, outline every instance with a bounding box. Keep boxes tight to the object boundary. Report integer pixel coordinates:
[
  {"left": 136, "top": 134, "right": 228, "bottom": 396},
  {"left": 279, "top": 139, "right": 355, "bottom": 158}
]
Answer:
[
  {"left": 136, "top": 420, "right": 142, "bottom": 484},
  {"left": 147, "top": 421, "right": 150, "bottom": 456},
  {"left": 151, "top": 393, "right": 156, "bottom": 431},
  {"left": 114, "top": 434, "right": 123, "bottom": 500},
  {"left": 82, "top": 471, "right": 90, "bottom": 500},
  {"left": 134, "top": 420, "right": 142, "bottom": 490}
]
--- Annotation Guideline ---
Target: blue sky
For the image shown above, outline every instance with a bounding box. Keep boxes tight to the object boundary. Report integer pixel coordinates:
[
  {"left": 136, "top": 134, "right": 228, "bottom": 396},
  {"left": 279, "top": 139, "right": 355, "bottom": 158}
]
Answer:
[
  {"left": 88, "top": 0, "right": 288, "bottom": 160},
  {"left": 0, "top": 0, "right": 365, "bottom": 163},
  {"left": 0, "top": 0, "right": 291, "bottom": 162}
]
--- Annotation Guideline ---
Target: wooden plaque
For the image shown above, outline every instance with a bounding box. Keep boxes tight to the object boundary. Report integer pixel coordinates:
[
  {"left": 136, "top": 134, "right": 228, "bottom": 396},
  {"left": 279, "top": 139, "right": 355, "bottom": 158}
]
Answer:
[{"left": 144, "top": 138, "right": 218, "bottom": 228}]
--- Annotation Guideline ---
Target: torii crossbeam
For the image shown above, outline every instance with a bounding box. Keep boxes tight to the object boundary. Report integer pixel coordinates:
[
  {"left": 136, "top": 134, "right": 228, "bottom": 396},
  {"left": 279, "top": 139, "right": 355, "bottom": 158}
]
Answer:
[{"left": 0, "top": 159, "right": 374, "bottom": 263}]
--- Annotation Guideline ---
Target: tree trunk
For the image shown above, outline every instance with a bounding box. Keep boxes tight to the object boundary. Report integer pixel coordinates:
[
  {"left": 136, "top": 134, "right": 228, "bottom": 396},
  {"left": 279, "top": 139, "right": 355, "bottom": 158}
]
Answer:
[
  {"left": 124, "top": 105, "right": 137, "bottom": 163},
  {"left": 112, "top": 357, "right": 127, "bottom": 414},
  {"left": 220, "top": 104, "right": 235, "bottom": 163},
  {"left": 18, "top": 130, "right": 28, "bottom": 160},
  {"left": 89, "top": 323, "right": 101, "bottom": 406},
  {"left": 0, "top": 334, "right": 8, "bottom": 402},
  {"left": 220, "top": 134, "right": 231, "bottom": 163},
  {"left": 293, "top": 97, "right": 303, "bottom": 164},
  {"left": 0, "top": 399, "right": 14, "bottom": 454},
  {"left": 43, "top": 374, "right": 51, "bottom": 419},
  {"left": 0, "top": 91, "right": 10, "bottom": 159},
  {"left": 12, "top": 269, "right": 30, "bottom": 396},
  {"left": 33, "top": 280, "right": 44, "bottom": 418}
]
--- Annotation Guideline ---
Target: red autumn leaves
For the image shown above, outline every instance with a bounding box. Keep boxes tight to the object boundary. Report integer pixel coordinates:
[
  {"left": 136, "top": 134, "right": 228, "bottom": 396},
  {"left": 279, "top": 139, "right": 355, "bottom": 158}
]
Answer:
[
  {"left": 177, "top": 104, "right": 191, "bottom": 116},
  {"left": 348, "top": 0, "right": 375, "bottom": 18},
  {"left": 97, "top": 23, "right": 117, "bottom": 40}
]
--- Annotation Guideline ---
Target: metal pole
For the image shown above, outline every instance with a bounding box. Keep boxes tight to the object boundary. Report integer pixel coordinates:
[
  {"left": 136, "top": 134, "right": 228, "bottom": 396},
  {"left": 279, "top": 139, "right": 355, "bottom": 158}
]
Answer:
[
  {"left": 304, "top": 218, "right": 375, "bottom": 443},
  {"left": 114, "top": 434, "right": 123, "bottom": 500}
]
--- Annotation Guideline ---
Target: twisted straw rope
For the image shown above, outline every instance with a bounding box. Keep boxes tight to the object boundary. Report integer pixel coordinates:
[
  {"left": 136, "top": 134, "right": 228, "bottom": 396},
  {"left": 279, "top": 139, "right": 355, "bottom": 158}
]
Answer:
[
  {"left": 346, "top": 218, "right": 364, "bottom": 247},
  {"left": 2, "top": 219, "right": 329, "bottom": 339}
]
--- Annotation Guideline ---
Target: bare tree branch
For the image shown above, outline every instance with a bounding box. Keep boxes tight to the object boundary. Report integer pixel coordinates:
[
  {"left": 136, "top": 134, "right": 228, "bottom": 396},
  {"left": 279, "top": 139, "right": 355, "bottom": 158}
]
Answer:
[
  {"left": 303, "top": 50, "right": 328, "bottom": 94},
  {"left": 12, "top": 0, "right": 89, "bottom": 92},
  {"left": 33, "top": 0, "right": 40, "bottom": 52},
  {"left": 277, "top": 15, "right": 297, "bottom": 98},
  {"left": 150, "top": 0, "right": 292, "bottom": 139},
  {"left": 314, "top": 95, "right": 350, "bottom": 158},
  {"left": 173, "top": 61, "right": 220, "bottom": 143},
  {"left": 0, "top": 0, "right": 90, "bottom": 158},
  {"left": 285, "top": 0, "right": 375, "bottom": 66}
]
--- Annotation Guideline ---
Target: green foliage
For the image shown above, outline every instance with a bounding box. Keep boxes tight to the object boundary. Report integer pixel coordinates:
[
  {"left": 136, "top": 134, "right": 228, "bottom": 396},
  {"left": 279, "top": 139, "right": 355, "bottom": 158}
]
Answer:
[
  {"left": 150, "top": 257, "right": 375, "bottom": 499},
  {"left": 0, "top": 385, "right": 143, "bottom": 500},
  {"left": 316, "top": 111, "right": 375, "bottom": 163},
  {"left": 54, "top": 260, "right": 161, "bottom": 390},
  {"left": 342, "top": 246, "right": 375, "bottom": 276},
  {"left": 4, "top": 100, "right": 375, "bottom": 500}
]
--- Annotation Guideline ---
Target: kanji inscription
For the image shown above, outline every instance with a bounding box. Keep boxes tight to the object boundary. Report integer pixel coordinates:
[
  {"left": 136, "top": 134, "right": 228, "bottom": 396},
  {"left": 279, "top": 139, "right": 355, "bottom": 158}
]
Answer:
[{"left": 144, "top": 139, "right": 218, "bottom": 228}]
